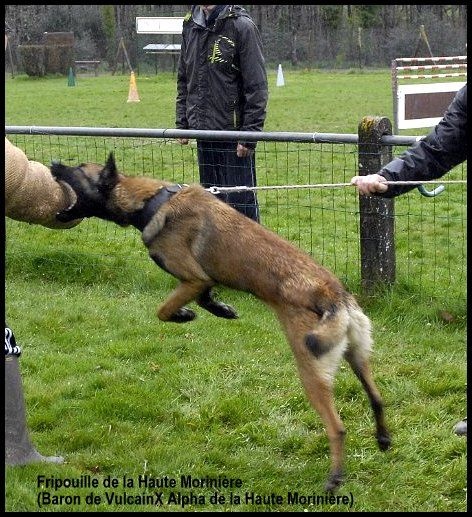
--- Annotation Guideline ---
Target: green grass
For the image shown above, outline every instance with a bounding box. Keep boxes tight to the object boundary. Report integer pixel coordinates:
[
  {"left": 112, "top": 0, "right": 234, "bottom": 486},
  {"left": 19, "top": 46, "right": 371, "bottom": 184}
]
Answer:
[
  {"left": 6, "top": 68, "right": 395, "bottom": 132},
  {"left": 5, "top": 70, "right": 466, "bottom": 512}
]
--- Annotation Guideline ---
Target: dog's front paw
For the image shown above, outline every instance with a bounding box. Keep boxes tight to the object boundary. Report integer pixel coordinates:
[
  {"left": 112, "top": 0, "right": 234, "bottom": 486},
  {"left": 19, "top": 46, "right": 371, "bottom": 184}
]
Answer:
[
  {"left": 213, "top": 302, "right": 238, "bottom": 319},
  {"left": 168, "top": 307, "right": 197, "bottom": 323},
  {"left": 197, "top": 296, "right": 239, "bottom": 319}
]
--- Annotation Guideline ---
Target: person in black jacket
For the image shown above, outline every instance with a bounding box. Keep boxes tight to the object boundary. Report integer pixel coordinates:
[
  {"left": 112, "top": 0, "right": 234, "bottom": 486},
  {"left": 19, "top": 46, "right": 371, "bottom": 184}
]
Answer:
[
  {"left": 176, "top": 5, "right": 268, "bottom": 222},
  {"left": 351, "top": 83, "right": 467, "bottom": 437}
]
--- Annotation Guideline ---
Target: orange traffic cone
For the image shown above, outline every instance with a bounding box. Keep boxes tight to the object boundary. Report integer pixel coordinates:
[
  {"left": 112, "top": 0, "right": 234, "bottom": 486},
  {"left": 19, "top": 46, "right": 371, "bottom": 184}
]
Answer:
[{"left": 127, "top": 71, "right": 140, "bottom": 103}]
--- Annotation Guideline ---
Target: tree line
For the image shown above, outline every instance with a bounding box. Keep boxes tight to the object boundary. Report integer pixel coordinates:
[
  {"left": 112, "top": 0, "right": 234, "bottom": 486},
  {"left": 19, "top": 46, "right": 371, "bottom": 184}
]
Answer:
[{"left": 5, "top": 5, "right": 467, "bottom": 72}]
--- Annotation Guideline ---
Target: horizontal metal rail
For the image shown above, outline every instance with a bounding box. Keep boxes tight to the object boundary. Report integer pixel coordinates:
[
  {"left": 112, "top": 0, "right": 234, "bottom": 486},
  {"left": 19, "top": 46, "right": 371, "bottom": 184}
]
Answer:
[{"left": 5, "top": 126, "right": 422, "bottom": 147}]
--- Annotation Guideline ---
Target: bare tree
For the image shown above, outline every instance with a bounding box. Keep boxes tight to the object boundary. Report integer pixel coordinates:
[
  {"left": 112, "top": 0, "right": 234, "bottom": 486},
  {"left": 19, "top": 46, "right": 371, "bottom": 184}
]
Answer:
[{"left": 5, "top": 4, "right": 468, "bottom": 71}]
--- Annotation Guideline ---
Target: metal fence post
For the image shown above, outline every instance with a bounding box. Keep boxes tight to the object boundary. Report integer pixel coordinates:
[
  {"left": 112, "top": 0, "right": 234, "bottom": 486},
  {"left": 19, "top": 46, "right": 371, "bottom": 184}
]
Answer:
[{"left": 357, "top": 116, "right": 395, "bottom": 294}]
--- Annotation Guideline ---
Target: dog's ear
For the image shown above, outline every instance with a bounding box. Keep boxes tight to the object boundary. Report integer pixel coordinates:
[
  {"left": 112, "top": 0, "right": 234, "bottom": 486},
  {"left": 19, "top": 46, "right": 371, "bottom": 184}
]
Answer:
[
  {"left": 100, "top": 152, "right": 119, "bottom": 191},
  {"left": 50, "top": 160, "right": 68, "bottom": 178},
  {"left": 105, "top": 152, "right": 116, "bottom": 172}
]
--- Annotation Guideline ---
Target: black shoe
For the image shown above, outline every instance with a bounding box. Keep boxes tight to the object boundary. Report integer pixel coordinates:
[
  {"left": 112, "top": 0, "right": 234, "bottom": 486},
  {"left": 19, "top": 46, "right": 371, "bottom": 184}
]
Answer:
[{"left": 454, "top": 418, "right": 467, "bottom": 437}]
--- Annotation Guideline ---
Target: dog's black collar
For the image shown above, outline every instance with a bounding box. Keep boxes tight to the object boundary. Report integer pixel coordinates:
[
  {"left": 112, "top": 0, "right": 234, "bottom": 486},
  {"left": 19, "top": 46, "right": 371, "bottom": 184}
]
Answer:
[{"left": 131, "top": 184, "right": 183, "bottom": 231}]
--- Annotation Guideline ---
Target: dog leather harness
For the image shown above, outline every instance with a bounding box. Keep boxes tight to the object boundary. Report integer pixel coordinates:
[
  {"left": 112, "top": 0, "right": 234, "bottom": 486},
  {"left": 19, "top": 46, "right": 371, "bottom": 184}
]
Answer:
[{"left": 130, "top": 184, "right": 183, "bottom": 231}]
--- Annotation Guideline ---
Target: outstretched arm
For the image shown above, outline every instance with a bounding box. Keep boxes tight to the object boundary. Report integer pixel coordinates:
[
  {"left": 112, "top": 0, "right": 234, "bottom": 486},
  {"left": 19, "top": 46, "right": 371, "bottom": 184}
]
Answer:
[{"left": 5, "top": 138, "right": 81, "bottom": 229}]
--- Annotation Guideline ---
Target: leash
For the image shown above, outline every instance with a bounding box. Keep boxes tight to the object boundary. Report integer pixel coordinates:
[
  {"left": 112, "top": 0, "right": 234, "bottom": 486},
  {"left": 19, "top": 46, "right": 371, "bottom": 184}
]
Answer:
[{"left": 206, "top": 179, "right": 466, "bottom": 194}]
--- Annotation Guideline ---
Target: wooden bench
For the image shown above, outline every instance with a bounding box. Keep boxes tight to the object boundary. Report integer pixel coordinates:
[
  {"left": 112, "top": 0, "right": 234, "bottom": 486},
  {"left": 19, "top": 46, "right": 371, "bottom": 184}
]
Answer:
[
  {"left": 74, "top": 60, "right": 101, "bottom": 76},
  {"left": 143, "top": 43, "right": 181, "bottom": 54}
]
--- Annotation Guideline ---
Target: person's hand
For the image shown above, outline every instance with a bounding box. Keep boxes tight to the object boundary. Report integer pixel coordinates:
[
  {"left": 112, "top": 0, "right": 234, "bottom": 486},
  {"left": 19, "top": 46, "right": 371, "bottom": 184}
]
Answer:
[
  {"left": 236, "top": 143, "right": 252, "bottom": 158},
  {"left": 351, "top": 174, "right": 388, "bottom": 195},
  {"left": 177, "top": 138, "right": 189, "bottom": 145}
]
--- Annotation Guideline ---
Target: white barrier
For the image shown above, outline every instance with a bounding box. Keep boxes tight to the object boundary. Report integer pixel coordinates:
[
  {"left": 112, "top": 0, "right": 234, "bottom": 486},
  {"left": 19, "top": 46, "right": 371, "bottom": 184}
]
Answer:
[{"left": 391, "top": 56, "right": 467, "bottom": 132}]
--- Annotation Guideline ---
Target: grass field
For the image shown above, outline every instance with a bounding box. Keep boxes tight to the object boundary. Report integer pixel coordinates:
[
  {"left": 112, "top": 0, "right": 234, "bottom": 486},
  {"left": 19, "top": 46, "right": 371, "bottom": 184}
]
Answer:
[{"left": 5, "top": 69, "right": 467, "bottom": 512}]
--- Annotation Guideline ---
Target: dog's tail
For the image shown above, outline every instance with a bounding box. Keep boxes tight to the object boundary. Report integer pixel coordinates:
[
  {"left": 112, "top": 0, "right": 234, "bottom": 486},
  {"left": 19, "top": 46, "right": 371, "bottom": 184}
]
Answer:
[
  {"left": 305, "top": 295, "right": 372, "bottom": 375},
  {"left": 345, "top": 297, "right": 373, "bottom": 358},
  {"left": 305, "top": 303, "right": 349, "bottom": 354}
]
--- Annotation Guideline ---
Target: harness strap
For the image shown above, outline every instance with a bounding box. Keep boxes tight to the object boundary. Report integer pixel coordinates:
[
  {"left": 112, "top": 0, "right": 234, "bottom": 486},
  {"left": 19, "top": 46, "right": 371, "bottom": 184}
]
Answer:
[{"left": 130, "top": 184, "right": 183, "bottom": 231}]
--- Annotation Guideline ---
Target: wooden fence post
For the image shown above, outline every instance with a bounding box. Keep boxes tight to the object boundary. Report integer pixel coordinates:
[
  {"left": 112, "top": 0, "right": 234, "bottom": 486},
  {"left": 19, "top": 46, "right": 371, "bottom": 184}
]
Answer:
[{"left": 357, "top": 116, "right": 395, "bottom": 294}]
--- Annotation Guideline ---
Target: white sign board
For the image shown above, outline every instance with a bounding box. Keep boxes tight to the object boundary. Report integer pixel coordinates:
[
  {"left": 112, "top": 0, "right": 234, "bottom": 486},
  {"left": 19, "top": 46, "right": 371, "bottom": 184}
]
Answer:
[
  {"left": 396, "top": 81, "right": 465, "bottom": 129},
  {"left": 136, "top": 17, "right": 184, "bottom": 35}
]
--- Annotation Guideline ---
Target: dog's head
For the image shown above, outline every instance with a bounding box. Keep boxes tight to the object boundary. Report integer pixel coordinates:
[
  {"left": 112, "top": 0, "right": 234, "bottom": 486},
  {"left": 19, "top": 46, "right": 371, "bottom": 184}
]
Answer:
[{"left": 51, "top": 152, "right": 120, "bottom": 223}]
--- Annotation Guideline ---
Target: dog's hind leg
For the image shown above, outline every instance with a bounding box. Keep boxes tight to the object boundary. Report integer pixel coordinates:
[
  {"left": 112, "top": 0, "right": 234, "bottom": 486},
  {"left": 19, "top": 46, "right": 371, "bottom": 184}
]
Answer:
[
  {"left": 344, "top": 347, "right": 391, "bottom": 451},
  {"left": 297, "top": 355, "right": 347, "bottom": 492},
  {"left": 344, "top": 309, "right": 391, "bottom": 451},
  {"left": 197, "top": 288, "right": 238, "bottom": 319},
  {"left": 275, "top": 308, "right": 347, "bottom": 492}
]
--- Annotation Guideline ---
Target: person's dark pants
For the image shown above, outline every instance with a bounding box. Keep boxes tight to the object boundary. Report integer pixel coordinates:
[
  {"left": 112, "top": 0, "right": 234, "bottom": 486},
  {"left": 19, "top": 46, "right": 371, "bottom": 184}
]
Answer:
[
  {"left": 5, "top": 326, "right": 64, "bottom": 465},
  {"left": 197, "top": 140, "right": 260, "bottom": 223}
]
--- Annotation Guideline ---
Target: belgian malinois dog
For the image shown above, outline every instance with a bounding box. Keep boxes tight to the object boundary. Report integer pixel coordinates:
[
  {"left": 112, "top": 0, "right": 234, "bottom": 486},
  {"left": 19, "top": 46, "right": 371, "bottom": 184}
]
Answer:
[{"left": 51, "top": 153, "right": 391, "bottom": 491}]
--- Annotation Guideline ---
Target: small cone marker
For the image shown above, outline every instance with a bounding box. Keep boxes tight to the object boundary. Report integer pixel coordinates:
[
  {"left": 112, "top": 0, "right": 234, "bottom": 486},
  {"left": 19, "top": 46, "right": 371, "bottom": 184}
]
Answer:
[
  {"left": 127, "top": 71, "right": 140, "bottom": 103},
  {"left": 276, "top": 63, "right": 285, "bottom": 87},
  {"left": 67, "top": 67, "right": 75, "bottom": 87}
]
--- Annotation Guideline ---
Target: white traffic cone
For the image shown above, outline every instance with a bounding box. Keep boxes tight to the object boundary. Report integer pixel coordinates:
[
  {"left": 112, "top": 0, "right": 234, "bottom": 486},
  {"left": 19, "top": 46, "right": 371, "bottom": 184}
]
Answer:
[{"left": 276, "top": 64, "right": 285, "bottom": 87}]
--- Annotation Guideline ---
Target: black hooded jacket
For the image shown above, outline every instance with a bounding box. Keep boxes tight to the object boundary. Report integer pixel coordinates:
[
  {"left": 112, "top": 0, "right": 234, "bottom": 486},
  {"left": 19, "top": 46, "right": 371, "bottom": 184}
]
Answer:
[
  {"left": 378, "top": 83, "right": 467, "bottom": 197},
  {"left": 176, "top": 5, "right": 268, "bottom": 146}
]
